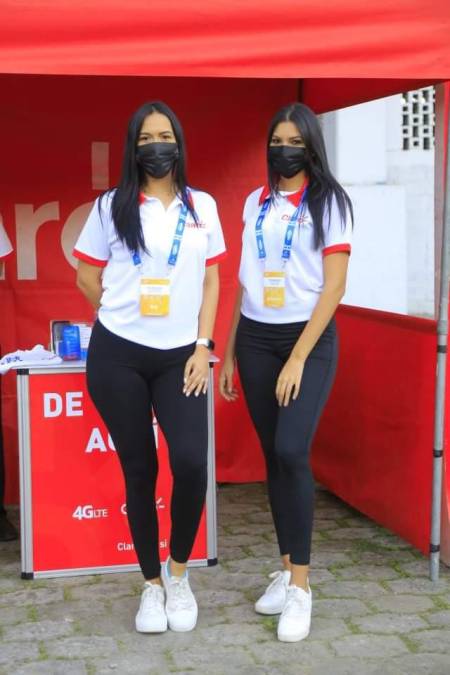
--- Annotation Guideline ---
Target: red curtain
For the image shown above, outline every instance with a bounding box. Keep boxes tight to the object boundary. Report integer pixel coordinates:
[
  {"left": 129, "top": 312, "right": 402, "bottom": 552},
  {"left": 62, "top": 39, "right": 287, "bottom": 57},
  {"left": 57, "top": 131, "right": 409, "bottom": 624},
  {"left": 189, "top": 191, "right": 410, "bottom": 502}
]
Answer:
[{"left": 312, "top": 306, "right": 436, "bottom": 554}]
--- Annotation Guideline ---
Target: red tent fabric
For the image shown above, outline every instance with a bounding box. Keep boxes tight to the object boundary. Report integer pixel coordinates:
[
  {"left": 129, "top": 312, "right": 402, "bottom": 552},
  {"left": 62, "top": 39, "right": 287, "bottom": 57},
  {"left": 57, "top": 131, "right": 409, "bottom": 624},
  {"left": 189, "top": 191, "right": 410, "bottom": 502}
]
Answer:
[
  {"left": 0, "top": 2, "right": 449, "bottom": 535},
  {"left": 1, "top": 0, "right": 449, "bottom": 110}
]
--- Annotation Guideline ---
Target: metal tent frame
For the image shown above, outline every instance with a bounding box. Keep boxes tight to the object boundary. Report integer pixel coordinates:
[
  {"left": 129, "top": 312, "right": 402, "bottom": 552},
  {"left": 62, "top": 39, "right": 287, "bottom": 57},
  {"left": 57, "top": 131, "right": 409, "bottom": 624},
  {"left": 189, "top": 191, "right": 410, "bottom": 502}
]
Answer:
[{"left": 430, "top": 104, "right": 450, "bottom": 581}]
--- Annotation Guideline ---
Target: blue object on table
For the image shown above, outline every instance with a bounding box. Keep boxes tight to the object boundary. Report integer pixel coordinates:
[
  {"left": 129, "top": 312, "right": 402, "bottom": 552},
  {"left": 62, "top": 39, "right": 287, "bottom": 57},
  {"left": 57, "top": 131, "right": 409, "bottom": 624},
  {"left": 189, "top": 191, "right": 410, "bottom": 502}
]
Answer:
[{"left": 61, "top": 325, "right": 81, "bottom": 361}]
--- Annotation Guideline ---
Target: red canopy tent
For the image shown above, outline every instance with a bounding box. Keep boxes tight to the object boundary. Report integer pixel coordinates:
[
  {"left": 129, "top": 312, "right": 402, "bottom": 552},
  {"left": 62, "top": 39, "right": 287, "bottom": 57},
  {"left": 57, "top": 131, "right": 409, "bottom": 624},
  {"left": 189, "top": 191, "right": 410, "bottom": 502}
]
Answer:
[
  {"left": 0, "top": 0, "right": 449, "bottom": 576},
  {"left": 0, "top": 1, "right": 448, "bottom": 103}
]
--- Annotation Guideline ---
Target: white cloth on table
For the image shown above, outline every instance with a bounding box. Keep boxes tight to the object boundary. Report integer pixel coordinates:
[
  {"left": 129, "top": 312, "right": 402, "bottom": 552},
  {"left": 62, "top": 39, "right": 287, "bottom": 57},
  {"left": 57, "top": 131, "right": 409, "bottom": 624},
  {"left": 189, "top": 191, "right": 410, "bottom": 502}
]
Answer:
[{"left": 0, "top": 345, "right": 62, "bottom": 374}]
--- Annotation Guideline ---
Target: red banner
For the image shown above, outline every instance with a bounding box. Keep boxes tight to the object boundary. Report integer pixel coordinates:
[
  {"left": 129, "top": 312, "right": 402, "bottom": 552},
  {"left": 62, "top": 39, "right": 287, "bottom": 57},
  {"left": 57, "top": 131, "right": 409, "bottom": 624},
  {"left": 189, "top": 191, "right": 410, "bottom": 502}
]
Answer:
[{"left": 27, "top": 370, "right": 206, "bottom": 572}]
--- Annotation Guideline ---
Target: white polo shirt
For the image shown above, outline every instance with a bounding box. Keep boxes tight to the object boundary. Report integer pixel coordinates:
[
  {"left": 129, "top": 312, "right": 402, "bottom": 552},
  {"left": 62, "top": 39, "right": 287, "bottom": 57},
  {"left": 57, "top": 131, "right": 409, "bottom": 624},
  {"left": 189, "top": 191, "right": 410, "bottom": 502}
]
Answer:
[
  {"left": 239, "top": 185, "right": 352, "bottom": 324},
  {"left": 73, "top": 189, "right": 226, "bottom": 349},
  {"left": 0, "top": 219, "right": 13, "bottom": 259}
]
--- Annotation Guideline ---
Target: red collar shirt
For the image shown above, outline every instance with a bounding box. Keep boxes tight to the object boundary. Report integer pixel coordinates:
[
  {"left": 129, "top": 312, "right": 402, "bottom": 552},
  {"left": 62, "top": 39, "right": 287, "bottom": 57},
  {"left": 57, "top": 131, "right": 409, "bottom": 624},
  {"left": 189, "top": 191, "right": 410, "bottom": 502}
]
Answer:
[
  {"left": 238, "top": 186, "right": 352, "bottom": 324},
  {"left": 73, "top": 190, "right": 226, "bottom": 349}
]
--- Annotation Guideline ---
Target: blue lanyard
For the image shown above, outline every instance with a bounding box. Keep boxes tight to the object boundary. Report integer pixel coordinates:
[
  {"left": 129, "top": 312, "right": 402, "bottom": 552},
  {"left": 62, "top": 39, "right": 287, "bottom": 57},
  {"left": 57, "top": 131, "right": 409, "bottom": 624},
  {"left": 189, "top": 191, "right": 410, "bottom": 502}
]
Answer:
[
  {"left": 255, "top": 188, "right": 308, "bottom": 263},
  {"left": 132, "top": 197, "right": 190, "bottom": 268}
]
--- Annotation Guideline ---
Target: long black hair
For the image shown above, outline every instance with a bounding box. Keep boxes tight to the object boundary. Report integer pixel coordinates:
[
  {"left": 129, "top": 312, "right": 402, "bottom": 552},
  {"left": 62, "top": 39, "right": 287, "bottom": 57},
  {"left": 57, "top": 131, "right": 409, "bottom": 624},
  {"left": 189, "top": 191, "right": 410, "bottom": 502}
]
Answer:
[
  {"left": 102, "top": 101, "right": 196, "bottom": 254},
  {"left": 267, "top": 102, "right": 353, "bottom": 248}
]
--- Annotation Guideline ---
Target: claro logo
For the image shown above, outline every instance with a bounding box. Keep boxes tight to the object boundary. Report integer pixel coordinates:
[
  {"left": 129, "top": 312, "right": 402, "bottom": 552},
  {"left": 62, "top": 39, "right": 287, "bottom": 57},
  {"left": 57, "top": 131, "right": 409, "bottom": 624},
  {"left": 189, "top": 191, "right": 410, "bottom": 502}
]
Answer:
[
  {"left": 281, "top": 213, "right": 309, "bottom": 225},
  {"left": 72, "top": 505, "right": 109, "bottom": 520},
  {"left": 120, "top": 497, "right": 165, "bottom": 516},
  {"left": 3, "top": 142, "right": 110, "bottom": 280}
]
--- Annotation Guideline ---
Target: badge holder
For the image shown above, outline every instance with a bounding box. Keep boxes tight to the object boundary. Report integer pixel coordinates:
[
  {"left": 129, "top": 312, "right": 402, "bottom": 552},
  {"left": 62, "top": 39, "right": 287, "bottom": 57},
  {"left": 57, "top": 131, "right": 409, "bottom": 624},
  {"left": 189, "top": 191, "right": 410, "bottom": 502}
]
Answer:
[
  {"left": 256, "top": 185, "right": 308, "bottom": 310},
  {"left": 263, "top": 270, "right": 286, "bottom": 308},
  {"left": 140, "top": 277, "right": 171, "bottom": 317},
  {"left": 134, "top": 197, "right": 189, "bottom": 318}
]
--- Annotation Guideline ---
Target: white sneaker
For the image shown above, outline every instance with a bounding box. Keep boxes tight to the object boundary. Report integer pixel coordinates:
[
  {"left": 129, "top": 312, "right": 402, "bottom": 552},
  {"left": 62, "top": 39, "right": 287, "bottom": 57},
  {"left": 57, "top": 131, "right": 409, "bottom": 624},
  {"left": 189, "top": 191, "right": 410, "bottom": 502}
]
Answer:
[
  {"left": 277, "top": 584, "right": 312, "bottom": 642},
  {"left": 161, "top": 558, "right": 198, "bottom": 632},
  {"left": 255, "top": 570, "right": 291, "bottom": 615},
  {"left": 135, "top": 582, "right": 167, "bottom": 633}
]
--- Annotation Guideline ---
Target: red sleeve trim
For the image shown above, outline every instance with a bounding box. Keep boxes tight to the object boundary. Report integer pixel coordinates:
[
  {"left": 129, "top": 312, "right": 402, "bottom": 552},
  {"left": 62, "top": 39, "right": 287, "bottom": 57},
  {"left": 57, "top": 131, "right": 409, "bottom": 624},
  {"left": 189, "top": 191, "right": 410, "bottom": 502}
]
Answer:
[
  {"left": 206, "top": 251, "right": 227, "bottom": 267},
  {"left": 0, "top": 249, "right": 13, "bottom": 260},
  {"left": 323, "top": 243, "right": 351, "bottom": 257},
  {"left": 73, "top": 249, "right": 108, "bottom": 268}
]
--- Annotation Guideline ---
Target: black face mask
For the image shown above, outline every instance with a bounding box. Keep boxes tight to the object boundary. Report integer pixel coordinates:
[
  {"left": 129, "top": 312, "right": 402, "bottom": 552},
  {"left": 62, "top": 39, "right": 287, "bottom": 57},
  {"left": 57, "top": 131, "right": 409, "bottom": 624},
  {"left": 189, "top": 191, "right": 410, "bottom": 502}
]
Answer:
[
  {"left": 268, "top": 145, "right": 308, "bottom": 178},
  {"left": 136, "top": 142, "right": 179, "bottom": 179}
]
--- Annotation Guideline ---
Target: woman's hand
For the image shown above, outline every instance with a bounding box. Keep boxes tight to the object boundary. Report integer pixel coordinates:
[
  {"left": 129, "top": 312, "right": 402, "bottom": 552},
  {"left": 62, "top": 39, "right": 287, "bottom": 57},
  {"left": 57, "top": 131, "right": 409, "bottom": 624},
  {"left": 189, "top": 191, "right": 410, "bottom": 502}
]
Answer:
[
  {"left": 219, "top": 354, "right": 239, "bottom": 402},
  {"left": 275, "top": 355, "right": 305, "bottom": 407},
  {"left": 183, "top": 346, "right": 210, "bottom": 397}
]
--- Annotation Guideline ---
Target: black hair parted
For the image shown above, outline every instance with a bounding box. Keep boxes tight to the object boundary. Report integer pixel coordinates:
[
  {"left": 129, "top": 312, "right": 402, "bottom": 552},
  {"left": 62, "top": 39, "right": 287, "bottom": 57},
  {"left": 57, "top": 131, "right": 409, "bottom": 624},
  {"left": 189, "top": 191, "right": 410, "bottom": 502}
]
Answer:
[
  {"left": 267, "top": 102, "right": 354, "bottom": 248},
  {"left": 100, "top": 100, "right": 196, "bottom": 254}
]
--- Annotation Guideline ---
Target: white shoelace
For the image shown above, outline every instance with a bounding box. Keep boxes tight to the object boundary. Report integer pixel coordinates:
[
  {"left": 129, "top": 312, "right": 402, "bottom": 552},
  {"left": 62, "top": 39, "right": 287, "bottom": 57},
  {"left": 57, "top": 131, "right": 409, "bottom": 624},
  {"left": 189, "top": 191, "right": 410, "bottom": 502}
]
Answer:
[
  {"left": 265, "top": 570, "right": 287, "bottom": 593},
  {"left": 141, "top": 584, "right": 164, "bottom": 612},
  {"left": 168, "top": 577, "right": 194, "bottom": 610},
  {"left": 283, "top": 586, "right": 310, "bottom": 617}
]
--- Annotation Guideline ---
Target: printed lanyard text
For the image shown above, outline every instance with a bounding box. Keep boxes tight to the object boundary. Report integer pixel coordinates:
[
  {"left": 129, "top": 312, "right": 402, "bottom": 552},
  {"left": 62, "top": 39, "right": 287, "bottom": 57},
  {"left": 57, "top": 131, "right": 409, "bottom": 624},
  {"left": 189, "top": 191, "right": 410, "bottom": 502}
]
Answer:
[{"left": 255, "top": 188, "right": 308, "bottom": 265}]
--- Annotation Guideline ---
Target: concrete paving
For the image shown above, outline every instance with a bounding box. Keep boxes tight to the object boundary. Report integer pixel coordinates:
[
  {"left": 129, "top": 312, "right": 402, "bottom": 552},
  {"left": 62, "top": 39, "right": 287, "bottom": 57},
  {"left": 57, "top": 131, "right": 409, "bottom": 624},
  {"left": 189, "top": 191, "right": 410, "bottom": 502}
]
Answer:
[{"left": 1, "top": 482, "right": 450, "bottom": 674}]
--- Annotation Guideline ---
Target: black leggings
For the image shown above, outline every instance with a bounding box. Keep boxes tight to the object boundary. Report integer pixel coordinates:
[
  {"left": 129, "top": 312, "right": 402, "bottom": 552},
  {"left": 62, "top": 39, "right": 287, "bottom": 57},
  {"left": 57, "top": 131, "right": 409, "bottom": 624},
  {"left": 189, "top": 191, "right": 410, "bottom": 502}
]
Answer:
[
  {"left": 87, "top": 321, "right": 208, "bottom": 580},
  {"left": 236, "top": 314, "right": 338, "bottom": 565}
]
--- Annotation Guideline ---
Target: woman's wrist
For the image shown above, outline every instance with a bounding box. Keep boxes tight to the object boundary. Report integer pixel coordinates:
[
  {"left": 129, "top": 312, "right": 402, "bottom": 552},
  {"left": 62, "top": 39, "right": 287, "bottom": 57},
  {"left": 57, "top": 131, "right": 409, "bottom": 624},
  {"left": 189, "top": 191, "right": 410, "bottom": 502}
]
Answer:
[
  {"left": 224, "top": 347, "right": 235, "bottom": 362},
  {"left": 195, "top": 344, "right": 210, "bottom": 355},
  {"left": 290, "top": 349, "right": 307, "bottom": 364}
]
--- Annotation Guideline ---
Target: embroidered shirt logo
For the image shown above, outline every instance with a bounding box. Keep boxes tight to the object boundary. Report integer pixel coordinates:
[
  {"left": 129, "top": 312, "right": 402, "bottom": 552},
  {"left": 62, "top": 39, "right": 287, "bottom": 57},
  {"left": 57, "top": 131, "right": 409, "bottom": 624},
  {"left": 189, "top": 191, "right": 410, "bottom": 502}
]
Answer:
[
  {"left": 185, "top": 220, "right": 207, "bottom": 229},
  {"left": 281, "top": 213, "right": 308, "bottom": 225}
]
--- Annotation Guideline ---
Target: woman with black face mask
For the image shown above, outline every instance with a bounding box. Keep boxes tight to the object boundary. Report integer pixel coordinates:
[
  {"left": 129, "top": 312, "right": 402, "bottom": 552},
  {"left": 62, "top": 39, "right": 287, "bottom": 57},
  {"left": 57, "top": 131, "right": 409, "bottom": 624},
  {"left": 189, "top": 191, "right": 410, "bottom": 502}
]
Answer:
[
  {"left": 219, "top": 102, "right": 353, "bottom": 642},
  {"left": 74, "top": 101, "right": 226, "bottom": 634}
]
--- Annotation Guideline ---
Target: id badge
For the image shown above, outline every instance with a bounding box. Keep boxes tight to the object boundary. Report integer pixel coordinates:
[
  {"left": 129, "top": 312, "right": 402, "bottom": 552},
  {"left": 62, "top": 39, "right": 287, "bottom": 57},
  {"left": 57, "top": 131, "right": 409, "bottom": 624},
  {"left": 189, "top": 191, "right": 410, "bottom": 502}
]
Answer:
[
  {"left": 140, "top": 278, "right": 170, "bottom": 316},
  {"left": 263, "top": 271, "right": 285, "bottom": 308}
]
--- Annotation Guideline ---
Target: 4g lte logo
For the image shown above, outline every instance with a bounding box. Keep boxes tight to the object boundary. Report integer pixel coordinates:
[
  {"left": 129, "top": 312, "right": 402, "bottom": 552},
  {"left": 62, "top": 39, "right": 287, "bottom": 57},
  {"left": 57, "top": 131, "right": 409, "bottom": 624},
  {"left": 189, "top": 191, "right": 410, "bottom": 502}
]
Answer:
[{"left": 72, "top": 505, "right": 109, "bottom": 520}]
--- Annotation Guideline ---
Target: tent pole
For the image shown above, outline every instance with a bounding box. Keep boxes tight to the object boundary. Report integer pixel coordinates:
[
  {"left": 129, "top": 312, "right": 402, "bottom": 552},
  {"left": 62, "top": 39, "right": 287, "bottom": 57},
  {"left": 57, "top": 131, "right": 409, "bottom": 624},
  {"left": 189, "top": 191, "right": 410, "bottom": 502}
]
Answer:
[{"left": 430, "top": 103, "right": 450, "bottom": 582}]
